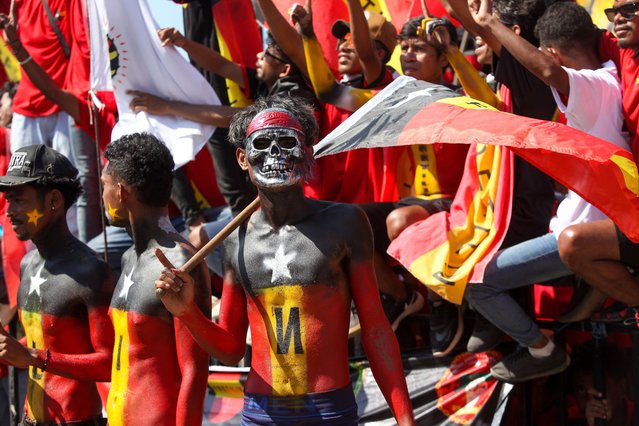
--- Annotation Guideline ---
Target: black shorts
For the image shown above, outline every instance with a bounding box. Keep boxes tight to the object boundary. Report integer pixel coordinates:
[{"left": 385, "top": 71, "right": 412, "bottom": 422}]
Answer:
[
  {"left": 359, "top": 197, "right": 453, "bottom": 251},
  {"left": 615, "top": 225, "right": 639, "bottom": 269}
]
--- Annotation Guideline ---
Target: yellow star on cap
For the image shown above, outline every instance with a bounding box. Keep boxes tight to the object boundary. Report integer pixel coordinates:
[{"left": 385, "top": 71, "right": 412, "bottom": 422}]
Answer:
[
  {"left": 26, "top": 208, "right": 44, "bottom": 227},
  {"left": 107, "top": 202, "right": 121, "bottom": 220}
]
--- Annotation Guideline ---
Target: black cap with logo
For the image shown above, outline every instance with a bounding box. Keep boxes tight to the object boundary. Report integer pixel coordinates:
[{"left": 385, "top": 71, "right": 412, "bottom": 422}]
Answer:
[{"left": 0, "top": 144, "right": 78, "bottom": 189}]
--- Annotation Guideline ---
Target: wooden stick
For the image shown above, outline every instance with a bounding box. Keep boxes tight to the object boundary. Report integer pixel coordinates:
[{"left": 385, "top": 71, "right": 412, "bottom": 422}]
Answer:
[{"left": 155, "top": 197, "right": 260, "bottom": 294}]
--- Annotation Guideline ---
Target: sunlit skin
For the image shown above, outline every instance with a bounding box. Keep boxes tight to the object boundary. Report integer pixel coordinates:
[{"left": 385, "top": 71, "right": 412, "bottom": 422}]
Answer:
[
  {"left": 475, "top": 36, "right": 493, "bottom": 66},
  {"left": 399, "top": 38, "right": 447, "bottom": 83},
  {"left": 6, "top": 186, "right": 48, "bottom": 241},
  {"left": 255, "top": 48, "right": 287, "bottom": 88},
  {"left": 337, "top": 36, "right": 364, "bottom": 76},
  {"left": 612, "top": 0, "right": 639, "bottom": 50}
]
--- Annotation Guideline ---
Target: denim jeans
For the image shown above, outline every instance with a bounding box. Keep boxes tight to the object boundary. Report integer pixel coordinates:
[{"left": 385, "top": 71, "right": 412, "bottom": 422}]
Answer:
[
  {"left": 68, "top": 116, "right": 102, "bottom": 243},
  {"left": 87, "top": 206, "right": 231, "bottom": 281},
  {"left": 465, "top": 233, "right": 572, "bottom": 346}
]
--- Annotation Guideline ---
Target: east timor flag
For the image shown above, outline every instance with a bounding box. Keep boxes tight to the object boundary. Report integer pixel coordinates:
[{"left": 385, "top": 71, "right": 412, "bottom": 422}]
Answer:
[{"left": 316, "top": 77, "right": 639, "bottom": 302}]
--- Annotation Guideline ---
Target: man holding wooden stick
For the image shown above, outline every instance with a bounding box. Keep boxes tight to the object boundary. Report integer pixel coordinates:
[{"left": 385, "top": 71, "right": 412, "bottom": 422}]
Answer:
[{"left": 155, "top": 95, "right": 415, "bottom": 425}]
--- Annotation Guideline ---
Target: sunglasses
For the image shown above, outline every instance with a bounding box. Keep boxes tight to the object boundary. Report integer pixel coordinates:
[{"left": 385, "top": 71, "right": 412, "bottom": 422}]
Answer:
[
  {"left": 264, "top": 49, "right": 287, "bottom": 64},
  {"left": 604, "top": 2, "right": 639, "bottom": 22}
]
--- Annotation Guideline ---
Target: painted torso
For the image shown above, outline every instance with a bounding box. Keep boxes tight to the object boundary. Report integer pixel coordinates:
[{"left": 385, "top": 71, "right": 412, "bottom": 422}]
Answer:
[
  {"left": 223, "top": 200, "right": 359, "bottom": 396},
  {"left": 107, "top": 241, "right": 195, "bottom": 426},
  {"left": 18, "top": 241, "right": 108, "bottom": 422}
]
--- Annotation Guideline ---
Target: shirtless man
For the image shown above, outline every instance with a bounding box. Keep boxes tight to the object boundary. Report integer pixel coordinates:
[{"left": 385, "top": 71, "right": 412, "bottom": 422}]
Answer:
[
  {"left": 0, "top": 144, "right": 114, "bottom": 424},
  {"left": 156, "top": 96, "right": 415, "bottom": 425},
  {"left": 101, "top": 133, "right": 210, "bottom": 425}
]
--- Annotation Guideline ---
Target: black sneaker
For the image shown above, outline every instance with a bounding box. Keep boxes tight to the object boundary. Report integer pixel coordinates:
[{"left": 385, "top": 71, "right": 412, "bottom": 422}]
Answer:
[
  {"left": 466, "top": 313, "right": 503, "bottom": 353},
  {"left": 428, "top": 300, "right": 464, "bottom": 357},
  {"left": 490, "top": 345, "right": 570, "bottom": 383},
  {"left": 380, "top": 286, "right": 425, "bottom": 331}
]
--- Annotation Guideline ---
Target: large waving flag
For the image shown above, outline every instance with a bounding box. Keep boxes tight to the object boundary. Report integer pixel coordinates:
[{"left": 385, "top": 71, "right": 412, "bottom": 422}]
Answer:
[
  {"left": 212, "top": 0, "right": 261, "bottom": 108},
  {"left": 315, "top": 76, "right": 639, "bottom": 302},
  {"left": 88, "top": 0, "right": 220, "bottom": 168}
]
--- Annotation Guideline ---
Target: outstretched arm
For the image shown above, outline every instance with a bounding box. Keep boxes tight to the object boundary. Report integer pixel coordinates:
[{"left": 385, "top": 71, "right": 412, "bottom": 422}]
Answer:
[
  {"left": 174, "top": 262, "right": 211, "bottom": 426},
  {"left": 292, "top": 1, "right": 374, "bottom": 111},
  {"left": 0, "top": 13, "right": 79, "bottom": 120},
  {"left": 346, "top": 0, "right": 384, "bottom": 85},
  {"left": 128, "top": 90, "right": 237, "bottom": 127},
  {"left": 441, "top": 0, "right": 503, "bottom": 56},
  {"left": 257, "top": 0, "right": 307, "bottom": 77},
  {"left": 349, "top": 208, "right": 415, "bottom": 426},
  {"left": 157, "top": 27, "right": 245, "bottom": 88},
  {"left": 471, "top": 0, "right": 568, "bottom": 95},
  {"left": 156, "top": 267, "right": 248, "bottom": 366}
]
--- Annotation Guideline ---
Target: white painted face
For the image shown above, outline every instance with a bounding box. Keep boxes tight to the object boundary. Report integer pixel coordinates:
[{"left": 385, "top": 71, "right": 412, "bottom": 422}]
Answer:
[{"left": 245, "top": 128, "right": 312, "bottom": 189}]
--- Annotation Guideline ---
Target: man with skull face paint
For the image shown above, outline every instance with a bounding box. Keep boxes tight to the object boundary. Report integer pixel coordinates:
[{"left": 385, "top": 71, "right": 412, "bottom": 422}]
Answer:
[{"left": 156, "top": 96, "right": 415, "bottom": 425}]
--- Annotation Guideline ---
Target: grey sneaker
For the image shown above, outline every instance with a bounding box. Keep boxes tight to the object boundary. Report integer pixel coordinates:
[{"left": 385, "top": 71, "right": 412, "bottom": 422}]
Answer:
[
  {"left": 466, "top": 314, "right": 503, "bottom": 353},
  {"left": 491, "top": 345, "right": 570, "bottom": 383}
]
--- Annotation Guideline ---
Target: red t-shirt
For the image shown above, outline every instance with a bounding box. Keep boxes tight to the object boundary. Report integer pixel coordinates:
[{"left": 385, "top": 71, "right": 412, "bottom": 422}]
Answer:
[
  {"left": 64, "top": 0, "right": 89, "bottom": 97},
  {"left": 13, "top": 0, "right": 71, "bottom": 117},
  {"left": 74, "top": 91, "right": 116, "bottom": 152}
]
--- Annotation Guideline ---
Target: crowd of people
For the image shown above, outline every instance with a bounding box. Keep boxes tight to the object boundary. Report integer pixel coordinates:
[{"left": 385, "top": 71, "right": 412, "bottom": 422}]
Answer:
[{"left": 0, "top": 0, "right": 636, "bottom": 424}]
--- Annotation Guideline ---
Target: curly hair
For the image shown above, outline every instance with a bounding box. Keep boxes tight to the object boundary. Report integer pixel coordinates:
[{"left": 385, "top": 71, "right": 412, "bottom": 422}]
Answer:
[
  {"left": 104, "top": 133, "right": 174, "bottom": 207},
  {"left": 398, "top": 15, "right": 458, "bottom": 55},
  {"left": 228, "top": 95, "right": 318, "bottom": 150},
  {"left": 34, "top": 176, "right": 82, "bottom": 212},
  {"left": 534, "top": 2, "right": 597, "bottom": 52}
]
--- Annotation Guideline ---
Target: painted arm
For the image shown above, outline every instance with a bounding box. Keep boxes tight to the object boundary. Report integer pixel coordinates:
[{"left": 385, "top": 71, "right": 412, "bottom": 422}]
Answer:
[
  {"left": 256, "top": 0, "right": 308, "bottom": 77},
  {"left": 128, "top": 90, "right": 237, "bottom": 127},
  {"left": 473, "top": 0, "right": 569, "bottom": 95},
  {"left": 349, "top": 208, "right": 415, "bottom": 426},
  {"left": 0, "top": 14, "right": 79, "bottom": 120},
  {"left": 0, "top": 268, "right": 114, "bottom": 381},
  {"left": 292, "top": 0, "right": 374, "bottom": 111},
  {"left": 429, "top": 24, "right": 501, "bottom": 107},
  {"left": 157, "top": 27, "right": 245, "bottom": 88},
  {"left": 346, "top": 0, "right": 383, "bottom": 85},
  {"left": 156, "top": 267, "right": 248, "bottom": 366},
  {"left": 174, "top": 263, "right": 211, "bottom": 426},
  {"left": 440, "top": 0, "right": 502, "bottom": 56}
]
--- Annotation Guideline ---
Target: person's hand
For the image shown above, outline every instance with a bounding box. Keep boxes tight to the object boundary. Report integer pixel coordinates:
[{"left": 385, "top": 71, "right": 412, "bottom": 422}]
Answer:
[
  {"left": 0, "top": 325, "right": 35, "bottom": 369},
  {"left": 0, "top": 13, "right": 19, "bottom": 47},
  {"left": 157, "top": 27, "right": 187, "bottom": 48},
  {"left": 155, "top": 268, "right": 196, "bottom": 318},
  {"left": 585, "top": 388, "right": 610, "bottom": 426},
  {"left": 471, "top": 0, "right": 493, "bottom": 25},
  {"left": 424, "top": 21, "right": 452, "bottom": 49},
  {"left": 291, "top": 0, "right": 314, "bottom": 38},
  {"left": 128, "top": 90, "right": 172, "bottom": 116}
]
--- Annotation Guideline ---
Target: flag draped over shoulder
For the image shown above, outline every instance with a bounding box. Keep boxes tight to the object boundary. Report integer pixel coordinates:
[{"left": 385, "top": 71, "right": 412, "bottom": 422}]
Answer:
[
  {"left": 212, "top": 0, "right": 261, "bottom": 108},
  {"left": 88, "top": 0, "right": 219, "bottom": 168},
  {"left": 315, "top": 76, "right": 639, "bottom": 302}
]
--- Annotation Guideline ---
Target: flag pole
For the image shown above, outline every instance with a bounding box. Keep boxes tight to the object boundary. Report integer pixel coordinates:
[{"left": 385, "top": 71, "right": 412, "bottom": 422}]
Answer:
[
  {"left": 154, "top": 197, "right": 260, "bottom": 294},
  {"left": 89, "top": 92, "right": 109, "bottom": 265}
]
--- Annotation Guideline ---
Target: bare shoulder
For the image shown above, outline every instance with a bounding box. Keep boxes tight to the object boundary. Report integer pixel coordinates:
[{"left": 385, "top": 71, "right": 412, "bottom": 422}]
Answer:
[{"left": 310, "top": 200, "right": 371, "bottom": 234}]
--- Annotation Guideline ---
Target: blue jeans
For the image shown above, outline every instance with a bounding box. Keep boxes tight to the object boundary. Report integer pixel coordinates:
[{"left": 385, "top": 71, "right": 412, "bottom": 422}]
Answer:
[
  {"left": 88, "top": 206, "right": 231, "bottom": 281},
  {"left": 465, "top": 233, "right": 572, "bottom": 346}
]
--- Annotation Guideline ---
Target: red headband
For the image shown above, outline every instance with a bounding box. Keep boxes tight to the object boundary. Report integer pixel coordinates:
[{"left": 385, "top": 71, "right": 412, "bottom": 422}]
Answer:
[{"left": 246, "top": 109, "right": 305, "bottom": 137}]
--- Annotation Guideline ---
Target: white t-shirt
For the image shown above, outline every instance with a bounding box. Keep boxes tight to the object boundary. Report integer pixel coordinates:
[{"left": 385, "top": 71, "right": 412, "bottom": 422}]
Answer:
[{"left": 550, "top": 61, "right": 631, "bottom": 236}]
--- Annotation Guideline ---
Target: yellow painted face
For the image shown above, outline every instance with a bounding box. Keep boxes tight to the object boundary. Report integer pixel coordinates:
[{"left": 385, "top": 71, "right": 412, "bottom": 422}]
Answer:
[{"left": 5, "top": 185, "right": 50, "bottom": 242}]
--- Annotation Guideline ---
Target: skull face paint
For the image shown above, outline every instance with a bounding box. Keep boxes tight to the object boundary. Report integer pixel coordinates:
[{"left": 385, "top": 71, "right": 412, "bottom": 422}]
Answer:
[{"left": 245, "top": 110, "right": 313, "bottom": 189}]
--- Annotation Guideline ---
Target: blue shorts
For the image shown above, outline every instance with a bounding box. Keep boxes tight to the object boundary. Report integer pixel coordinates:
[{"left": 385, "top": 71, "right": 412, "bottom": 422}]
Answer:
[{"left": 241, "top": 386, "right": 359, "bottom": 425}]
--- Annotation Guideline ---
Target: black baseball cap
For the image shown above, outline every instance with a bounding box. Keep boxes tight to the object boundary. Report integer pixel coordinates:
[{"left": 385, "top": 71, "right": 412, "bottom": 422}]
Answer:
[{"left": 0, "top": 144, "right": 78, "bottom": 189}]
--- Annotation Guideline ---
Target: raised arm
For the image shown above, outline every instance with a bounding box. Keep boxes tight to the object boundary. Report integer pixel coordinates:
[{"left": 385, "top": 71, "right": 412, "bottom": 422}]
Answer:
[
  {"left": 441, "top": 0, "right": 503, "bottom": 56},
  {"left": 0, "top": 14, "right": 80, "bottom": 120},
  {"left": 174, "top": 262, "right": 211, "bottom": 426},
  {"left": 128, "top": 90, "right": 238, "bottom": 127},
  {"left": 346, "top": 0, "right": 383, "bottom": 85},
  {"left": 348, "top": 207, "right": 415, "bottom": 426},
  {"left": 472, "top": 0, "right": 568, "bottom": 95},
  {"left": 157, "top": 27, "right": 245, "bottom": 88},
  {"left": 156, "top": 266, "right": 248, "bottom": 366},
  {"left": 256, "top": 0, "right": 307, "bottom": 76},
  {"left": 292, "top": 1, "right": 374, "bottom": 111}
]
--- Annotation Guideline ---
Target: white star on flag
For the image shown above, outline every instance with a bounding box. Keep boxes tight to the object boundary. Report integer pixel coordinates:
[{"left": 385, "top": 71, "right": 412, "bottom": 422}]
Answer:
[
  {"left": 119, "top": 267, "right": 136, "bottom": 301},
  {"left": 263, "top": 244, "right": 294, "bottom": 284},
  {"left": 29, "top": 264, "right": 47, "bottom": 297}
]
